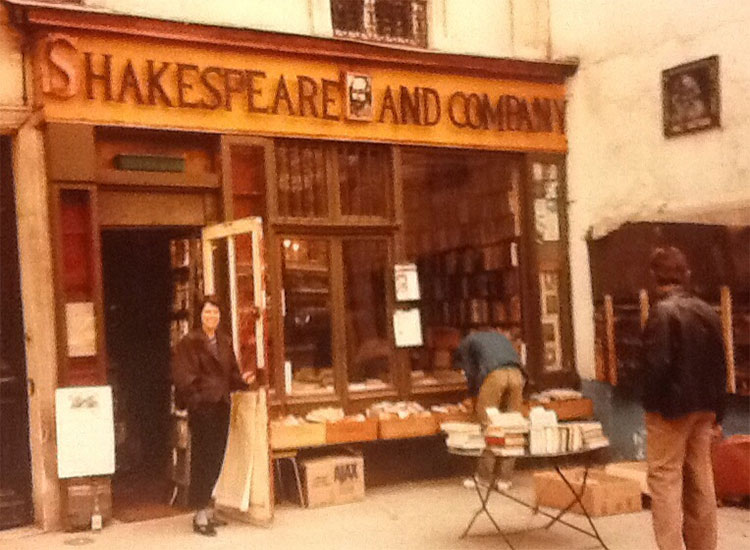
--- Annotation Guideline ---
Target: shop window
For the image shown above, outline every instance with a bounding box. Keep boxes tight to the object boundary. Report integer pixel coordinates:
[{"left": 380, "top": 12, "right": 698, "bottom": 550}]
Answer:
[
  {"left": 281, "top": 237, "right": 334, "bottom": 396},
  {"left": 591, "top": 223, "right": 750, "bottom": 397},
  {"left": 401, "top": 150, "right": 524, "bottom": 388},
  {"left": 338, "top": 144, "right": 392, "bottom": 219},
  {"left": 274, "top": 140, "right": 393, "bottom": 223},
  {"left": 342, "top": 239, "right": 393, "bottom": 392},
  {"left": 331, "top": 0, "right": 428, "bottom": 48},
  {"left": 275, "top": 142, "right": 329, "bottom": 219}
]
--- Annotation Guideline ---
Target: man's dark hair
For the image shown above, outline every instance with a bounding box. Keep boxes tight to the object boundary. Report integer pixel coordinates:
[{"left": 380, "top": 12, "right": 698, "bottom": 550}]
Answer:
[{"left": 649, "top": 246, "right": 690, "bottom": 286}]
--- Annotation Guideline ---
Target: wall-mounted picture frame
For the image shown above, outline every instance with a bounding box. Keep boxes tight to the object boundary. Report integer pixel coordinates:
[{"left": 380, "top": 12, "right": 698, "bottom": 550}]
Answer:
[
  {"left": 662, "top": 55, "right": 720, "bottom": 137},
  {"left": 345, "top": 72, "right": 374, "bottom": 121}
]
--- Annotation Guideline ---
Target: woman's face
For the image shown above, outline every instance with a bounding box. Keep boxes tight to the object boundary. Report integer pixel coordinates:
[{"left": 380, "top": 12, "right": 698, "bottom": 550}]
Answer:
[{"left": 201, "top": 302, "right": 221, "bottom": 332}]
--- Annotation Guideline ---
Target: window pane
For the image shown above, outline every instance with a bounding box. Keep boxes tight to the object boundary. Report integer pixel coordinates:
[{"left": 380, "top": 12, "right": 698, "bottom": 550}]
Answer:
[
  {"left": 401, "top": 150, "right": 523, "bottom": 387},
  {"left": 275, "top": 141, "right": 328, "bottom": 219},
  {"left": 281, "top": 238, "right": 334, "bottom": 396},
  {"left": 338, "top": 144, "right": 391, "bottom": 218},
  {"left": 342, "top": 239, "right": 392, "bottom": 391},
  {"left": 375, "top": 0, "right": 414, "bottom": 40},
  {"left": 331, "top": 0, "right": 365, "bottom": 33}
]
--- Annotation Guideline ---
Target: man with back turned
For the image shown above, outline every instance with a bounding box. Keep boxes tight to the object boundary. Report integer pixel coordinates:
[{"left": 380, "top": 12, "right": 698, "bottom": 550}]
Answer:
[{"left": 639, "top": 247, "right": 725, "bottom": 550}]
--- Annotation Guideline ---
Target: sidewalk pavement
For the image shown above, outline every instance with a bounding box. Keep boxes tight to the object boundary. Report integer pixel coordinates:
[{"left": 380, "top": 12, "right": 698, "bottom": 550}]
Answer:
[{"left": 2, "top": 474, "right": 748, "bottom": 550}]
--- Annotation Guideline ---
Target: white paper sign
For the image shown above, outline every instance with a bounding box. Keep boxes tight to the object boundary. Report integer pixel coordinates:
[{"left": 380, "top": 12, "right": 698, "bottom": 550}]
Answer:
[
  {"left": 394, "top": 263, "right": 421, "bottom": 302},
  {"left": 393, "top": 308, "right": 423, "bottom": 348},
  {"left": 65, "top": 302, "right": 97, "bottom": 357},
  {"left": 56, "top": 386, "right": 115, "bottom": 479}
]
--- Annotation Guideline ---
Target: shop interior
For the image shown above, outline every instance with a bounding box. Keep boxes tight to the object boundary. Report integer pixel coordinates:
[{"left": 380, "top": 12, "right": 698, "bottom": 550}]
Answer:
[
  {"left": 400, "top": 148, "right": 526, "bottom": 388},
  {"left": 102, "top": 228, "right": 196, "bottom": 521}
]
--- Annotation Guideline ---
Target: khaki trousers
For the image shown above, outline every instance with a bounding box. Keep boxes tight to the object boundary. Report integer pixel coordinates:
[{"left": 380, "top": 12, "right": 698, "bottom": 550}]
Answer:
[
  {"left": 476, "top": 368, "right": 524, "bottom": 483},
  {"left": 646, "top": 411, "right": 718, "bottom": 550}
]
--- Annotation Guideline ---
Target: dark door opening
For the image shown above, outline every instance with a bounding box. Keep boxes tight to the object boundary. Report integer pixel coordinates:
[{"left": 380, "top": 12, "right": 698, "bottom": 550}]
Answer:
[
  {"left": 102, "top": 228, "right": 195, "bottom": 522},
  {"left": 0, "top": 137, "right": 33, "bottom": 530}
]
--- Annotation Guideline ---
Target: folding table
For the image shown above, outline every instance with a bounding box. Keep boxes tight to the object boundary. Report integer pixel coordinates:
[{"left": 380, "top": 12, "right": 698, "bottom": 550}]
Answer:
[{"left": 448, "top": 446, "right": 611, "bottom": 550}]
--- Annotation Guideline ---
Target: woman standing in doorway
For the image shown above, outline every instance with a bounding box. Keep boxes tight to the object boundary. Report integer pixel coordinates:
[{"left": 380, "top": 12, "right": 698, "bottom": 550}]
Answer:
[{"left": 172, "top": 296, "right": 255, "bottom": 536}]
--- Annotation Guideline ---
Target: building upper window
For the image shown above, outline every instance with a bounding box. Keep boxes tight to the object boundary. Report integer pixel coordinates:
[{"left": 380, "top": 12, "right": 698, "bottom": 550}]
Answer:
[{"left": 331, "top": 0, "right": 428, "bottom": 48}]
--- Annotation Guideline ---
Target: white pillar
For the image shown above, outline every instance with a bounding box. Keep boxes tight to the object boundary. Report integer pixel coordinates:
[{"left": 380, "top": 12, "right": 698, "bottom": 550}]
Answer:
[{"left": 13, "top": 116, "right": 62, "bottom": 531}]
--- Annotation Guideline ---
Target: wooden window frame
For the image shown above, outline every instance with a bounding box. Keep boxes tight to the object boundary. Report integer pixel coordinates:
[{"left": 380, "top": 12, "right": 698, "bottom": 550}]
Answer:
[{"left": 522, "top": 153, "right": 577, "bottom": 390}]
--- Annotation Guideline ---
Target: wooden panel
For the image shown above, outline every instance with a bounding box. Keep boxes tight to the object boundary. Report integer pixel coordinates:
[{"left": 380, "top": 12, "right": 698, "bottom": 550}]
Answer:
[
  {"left": 98, "top": 190, "right": 209, "bottom": 227},
  {"left": 59, "top": 190, "right": 94, "bottom": 298},
  {"left": 54, "top": 186, "right": 107, "bottom": 387},
  {"left": 45, "top": 123, "right": 95, "bottom": 182},
  {"left": 95, "top": 168, "right": 219, "bottom": 189},
  {"left": 96, "top": 128, "right": 217, "bottom": 174}
]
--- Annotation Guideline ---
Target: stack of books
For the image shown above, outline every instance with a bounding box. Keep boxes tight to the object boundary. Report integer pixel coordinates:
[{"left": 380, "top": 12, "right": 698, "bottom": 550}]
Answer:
[
  {"left": 441, "top": 422, "right": 486, "bottom": 451},
  {"left": 484, "top": 410, "right": 529, "bottom": 456},
  {"left": 485, "top": 425, "right": 526, "bottom": 456},
  {"left": 578, "top": 421, "right": 609, "bottom": 450}
]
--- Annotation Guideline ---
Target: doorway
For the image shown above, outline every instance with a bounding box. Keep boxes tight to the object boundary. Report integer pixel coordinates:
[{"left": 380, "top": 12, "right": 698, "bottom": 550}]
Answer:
[
  {"left": 101, "top": 228, "right": 194, "bottom": 522},
  {"left": 0, "top": 137, "right": 33, "bottom": 529}
]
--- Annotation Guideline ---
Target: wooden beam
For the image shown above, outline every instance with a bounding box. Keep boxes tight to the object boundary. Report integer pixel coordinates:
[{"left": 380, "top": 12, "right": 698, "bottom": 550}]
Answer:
[
  {"left": 604, "top": 294, "right": 617, "bottom": 386},
  {"left": 720, "top": 285, "right": 736, "bottom": 394},
  {"left": 639, "top": 288, "right": 649, "bottom": 331}
]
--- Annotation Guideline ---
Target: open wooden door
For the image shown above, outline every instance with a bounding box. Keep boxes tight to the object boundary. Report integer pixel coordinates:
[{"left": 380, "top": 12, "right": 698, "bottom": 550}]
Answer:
[{"left": 202, "top": 217, "right": 272, "bottom": 524}]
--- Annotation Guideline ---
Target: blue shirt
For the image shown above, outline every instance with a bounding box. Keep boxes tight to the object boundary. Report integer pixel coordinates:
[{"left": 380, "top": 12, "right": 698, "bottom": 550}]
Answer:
[{"left": 454, "top": 331, "right": 522, "bottom": 396}]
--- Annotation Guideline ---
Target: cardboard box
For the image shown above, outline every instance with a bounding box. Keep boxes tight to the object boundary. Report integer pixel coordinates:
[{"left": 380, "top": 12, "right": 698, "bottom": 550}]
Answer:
[
  {"left": 521, "top": 398, "right": 594, "bottom": 421},
  {"left": 326, "top": 418, "right": 378, "bottom": 444},
  {"left": 270, "top": 420, "right": 326, "bottom": 450},
  {"left": 301, "top": 454, "right": 365, "bottom": 508},
  {"left": 533, "top": 468, "right": 642, "bottom": 517},
  {"left": 378, "top": 414, "right": 438, "bottom": 439},
  {"left": 432, "top": 410, "right": 474, "bottom": 425},
  {"left": 604, "top": 461, "right": 649, "bottom": 495}
]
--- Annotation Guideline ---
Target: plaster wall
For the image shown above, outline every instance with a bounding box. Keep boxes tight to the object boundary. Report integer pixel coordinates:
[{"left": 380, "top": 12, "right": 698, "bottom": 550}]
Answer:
[
  {"left": 0, "top": 4, "right": 27, "bottom": 127},
  {"left": 85, "top": 0, "right": 550, "bottom": 59},
  {"left": 549, "top": 1, "right": 750, "bottom": 379}
]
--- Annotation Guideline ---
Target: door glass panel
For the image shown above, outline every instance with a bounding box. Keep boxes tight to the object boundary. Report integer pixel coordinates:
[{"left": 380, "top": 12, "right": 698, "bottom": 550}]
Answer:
[
  {"left": 230, "top": 145, "right": 267, "bottom": 219},
  {"left": 203, "top": 219, "right": 266, "bottom": 382},
  {"left": 342, "top": 239, "right": 392, "bottom": 391},
  {"left": 234, "top": 233, "right": 259, "bottom": 374},
  {"left": 281, "top": 238, "right": 334, "bottom": 395}
]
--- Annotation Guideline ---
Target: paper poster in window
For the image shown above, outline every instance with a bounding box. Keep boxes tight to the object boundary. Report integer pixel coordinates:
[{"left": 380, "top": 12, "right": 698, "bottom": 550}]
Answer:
[
  {"left": 65, "top": 301, "right": 97, "bottom": 357},
  {"left": 394, "top": 263, "right": 421, "bottom": 302},
  {"left": 393, "top": 308, "right": 423, "bottom": 348}
]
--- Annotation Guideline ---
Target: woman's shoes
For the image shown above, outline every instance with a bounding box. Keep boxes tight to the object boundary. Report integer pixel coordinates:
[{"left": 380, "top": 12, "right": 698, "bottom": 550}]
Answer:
[
  {"left": 209, "top": 516, "right": 228, "bottom": 527},
  {"left": 193, "top": 519, "right": 217, "bottom": 537}
]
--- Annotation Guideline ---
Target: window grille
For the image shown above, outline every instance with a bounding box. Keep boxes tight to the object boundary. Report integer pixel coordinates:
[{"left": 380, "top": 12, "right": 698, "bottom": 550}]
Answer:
[
  {"left": 274, "top": 140, "right": 392, "bottom": 221},
  {"left": 331, "top": 0, "right": 428, "bottom": 48}
]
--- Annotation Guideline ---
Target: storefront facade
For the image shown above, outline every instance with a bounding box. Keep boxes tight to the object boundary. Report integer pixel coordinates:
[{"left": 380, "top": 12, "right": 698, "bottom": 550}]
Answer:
[{"left": 8, "top": 2, "right": 577, "bottom": 529}]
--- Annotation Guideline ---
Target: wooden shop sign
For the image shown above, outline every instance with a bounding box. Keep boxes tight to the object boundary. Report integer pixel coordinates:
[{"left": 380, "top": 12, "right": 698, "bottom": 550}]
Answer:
[{"left": 36, "top": 32, "right": 568, "bottom": 152}]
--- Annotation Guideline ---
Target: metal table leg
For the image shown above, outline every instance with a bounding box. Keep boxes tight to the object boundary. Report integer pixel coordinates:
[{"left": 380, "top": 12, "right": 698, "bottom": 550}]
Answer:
[
  {"left": 460, "top": 458, "right": 517, "bottom": 550},
  {"left": 553, "top": 465, "right": 611, "bottom": 550}
]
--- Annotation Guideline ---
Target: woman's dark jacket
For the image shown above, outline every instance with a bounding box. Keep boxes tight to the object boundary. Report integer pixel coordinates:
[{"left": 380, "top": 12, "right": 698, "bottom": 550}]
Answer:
[{"left": 172, "top": 329, "right": 247, "bottom": 411}]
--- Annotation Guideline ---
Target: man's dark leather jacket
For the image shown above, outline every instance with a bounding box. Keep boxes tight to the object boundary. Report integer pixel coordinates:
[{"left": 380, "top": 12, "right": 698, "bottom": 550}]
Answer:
[{"left": 640, "top": 287, "right": 726, "bottom": 421}]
